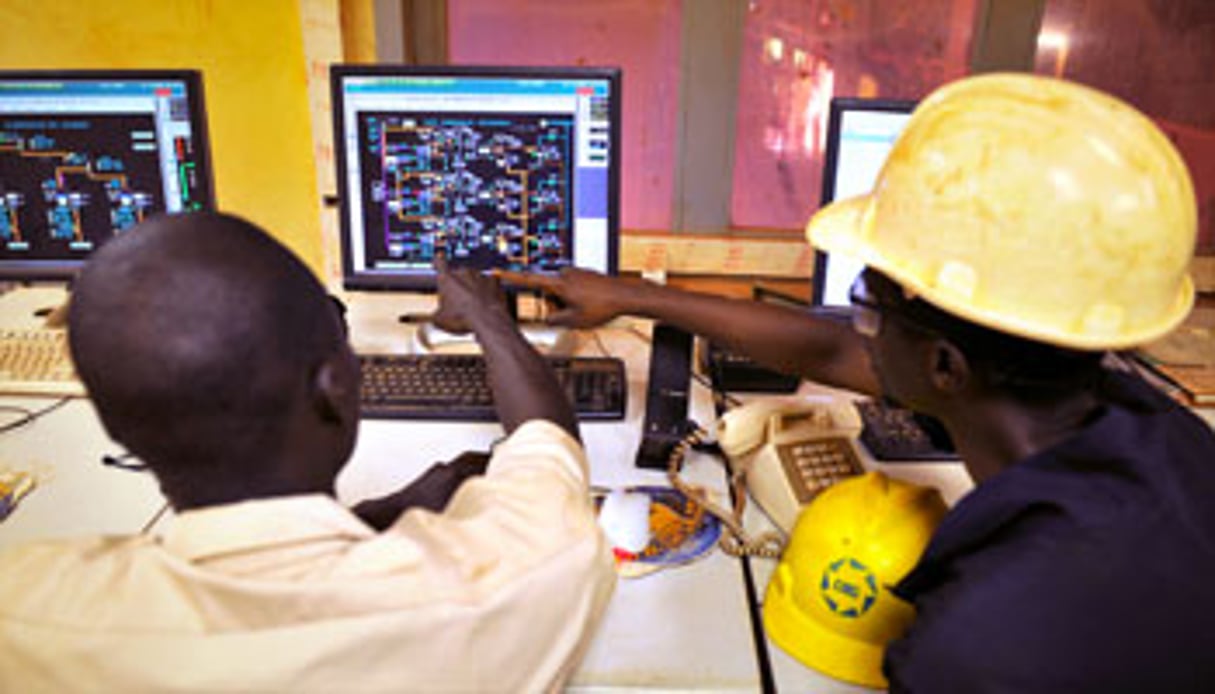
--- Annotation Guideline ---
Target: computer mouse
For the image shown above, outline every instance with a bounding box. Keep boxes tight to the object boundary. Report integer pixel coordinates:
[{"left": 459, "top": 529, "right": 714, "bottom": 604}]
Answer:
[{"left": 598, "top": 489, "right": 652, "bottom": 554}]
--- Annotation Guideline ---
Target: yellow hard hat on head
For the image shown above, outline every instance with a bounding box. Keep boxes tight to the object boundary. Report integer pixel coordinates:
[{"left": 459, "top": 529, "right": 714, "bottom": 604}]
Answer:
[
  {"left": 763, "top": 471, "right": 946, "bottom": 688},
  {"left": 806, "top": 73, "right": 1197, "bottom": 350}
]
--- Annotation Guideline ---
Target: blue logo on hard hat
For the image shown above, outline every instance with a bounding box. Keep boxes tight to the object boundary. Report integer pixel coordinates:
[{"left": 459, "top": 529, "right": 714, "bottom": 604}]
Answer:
[{"left": 820, "top": 557, "right": 878, "bottom": 618}]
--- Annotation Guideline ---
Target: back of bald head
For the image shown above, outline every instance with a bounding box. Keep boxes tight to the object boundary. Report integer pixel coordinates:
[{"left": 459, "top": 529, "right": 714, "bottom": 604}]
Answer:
[{"left": 68, "top": 212, "right": 347, "bottom": 482}]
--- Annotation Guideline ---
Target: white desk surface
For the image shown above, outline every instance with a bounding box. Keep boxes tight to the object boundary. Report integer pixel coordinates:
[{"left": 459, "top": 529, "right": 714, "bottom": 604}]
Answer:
[
  {"left": 7, "top": 286, "right": 1206, "bottom": 692},
  {"left": 333, "top": 292, "right": 765, "bottom": 691},
  {"left": 0, "top": 286, "right": 169, "bottom": 547},
  {"left": 0, "top": 397, "right": 166, "bottom": 544},
  {"left": 0, "top": 287, "right": 764, "bottom": 692}
]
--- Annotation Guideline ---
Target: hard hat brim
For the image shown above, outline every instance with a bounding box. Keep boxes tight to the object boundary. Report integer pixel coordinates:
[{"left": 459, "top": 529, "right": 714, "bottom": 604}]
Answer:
[
  {"left": 805, "top": 195, "right": 874, "bottom": 265},
  {"left": 763, "top": 577, "right": 891, "bottom": 689}
]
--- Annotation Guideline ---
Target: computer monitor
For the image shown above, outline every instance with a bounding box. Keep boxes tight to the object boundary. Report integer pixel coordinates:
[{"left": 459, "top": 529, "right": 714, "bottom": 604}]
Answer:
[
  {"left": 812, "top": 97, "right": 915, "bottom": 308},
  {"left": 330, "top": 65, "right": 621, "bottom": 293},
  {"left": 0, "top": 70, "right": 214, "bottom": 281}
]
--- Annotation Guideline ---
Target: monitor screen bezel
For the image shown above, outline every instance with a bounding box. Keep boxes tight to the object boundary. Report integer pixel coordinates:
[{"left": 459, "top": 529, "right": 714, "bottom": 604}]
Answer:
[
  {"left": 330, "top": 63, "right": 622, "bottom": 293},
  {"left": 811, "top": 96, "right": 916, "bottom": 307},
  {"left": 0, "top": 68, "right": 215, "bottom": 282}
]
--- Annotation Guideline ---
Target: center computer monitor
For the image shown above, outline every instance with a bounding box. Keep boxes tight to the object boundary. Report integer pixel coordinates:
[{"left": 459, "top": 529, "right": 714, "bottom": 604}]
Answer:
[
  {"left": 812, "top": 97, "right": 915, "bottom": 308},
  {"left": 0, "top": 70, "right": 214, "bottom": 281},
  {"left": 330, "top": 65, "right": 621, "bottom": 292}
]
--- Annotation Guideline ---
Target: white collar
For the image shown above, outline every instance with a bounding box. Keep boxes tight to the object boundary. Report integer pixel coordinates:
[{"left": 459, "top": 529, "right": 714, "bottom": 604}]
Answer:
[{"left": 160, "top": 494, "right": 374, "bottom": 561}]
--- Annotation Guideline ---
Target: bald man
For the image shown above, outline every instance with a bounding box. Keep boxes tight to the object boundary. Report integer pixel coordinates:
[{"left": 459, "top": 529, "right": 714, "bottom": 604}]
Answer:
[{"left": 0, "top": 212, "right": 615, "bottom": 691}]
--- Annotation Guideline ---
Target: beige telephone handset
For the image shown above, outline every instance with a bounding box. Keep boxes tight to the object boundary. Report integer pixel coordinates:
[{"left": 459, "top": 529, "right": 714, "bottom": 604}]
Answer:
[{"left": 716, "top": 395, "right": 865, "bottom": 534}]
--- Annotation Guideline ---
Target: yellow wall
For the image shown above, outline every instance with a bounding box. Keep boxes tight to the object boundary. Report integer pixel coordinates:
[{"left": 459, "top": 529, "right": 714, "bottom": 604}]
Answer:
[{"left": 0, "top": 0, "right": 325, "bottom": 274}]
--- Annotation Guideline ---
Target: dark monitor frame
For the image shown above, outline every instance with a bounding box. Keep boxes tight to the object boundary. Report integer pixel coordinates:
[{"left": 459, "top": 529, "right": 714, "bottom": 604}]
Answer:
[
  {"left": 812, "top": 96, "right": 916, "bottom": 307},
  {"left": 0, "top": 69, "right": 214, "bottom": 282},
  {"left": 330, "top": 64, "right": 622, "bottom": 293}
]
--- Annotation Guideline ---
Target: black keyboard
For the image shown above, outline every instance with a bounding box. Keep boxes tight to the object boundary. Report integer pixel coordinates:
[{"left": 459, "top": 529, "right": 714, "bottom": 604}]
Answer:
[
  {"left": 854, "top": 400, "right": 961, "bottom": 462},
  {"left": 358, "top": 354, "right": 627, "bottom": 421},
  {"left": 700, "top": 340, "right": 800, "bottom": 394}
]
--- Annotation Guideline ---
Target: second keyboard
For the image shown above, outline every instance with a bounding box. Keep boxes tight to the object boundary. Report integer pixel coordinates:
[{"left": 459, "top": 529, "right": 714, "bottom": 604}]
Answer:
[
  {"left": 0, "top": 328, "right": 86, "bottom": 398},
  {"left": 359, "top": 353, "right": 627, "bottom": 421}
]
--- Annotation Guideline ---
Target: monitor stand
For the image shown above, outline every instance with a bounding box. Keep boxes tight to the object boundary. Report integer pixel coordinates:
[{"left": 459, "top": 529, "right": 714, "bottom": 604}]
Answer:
[
  {"left": 413, "top": 320, "right": 572, "bottom": 355},
  {"left": 408, "top": 288, "right": 573, "bottom": 355}
]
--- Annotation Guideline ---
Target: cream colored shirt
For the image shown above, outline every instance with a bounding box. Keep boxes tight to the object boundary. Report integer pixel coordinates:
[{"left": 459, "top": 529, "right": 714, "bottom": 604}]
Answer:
[{"left": 0, "top": 420, "right": 616, "bottom": 693}]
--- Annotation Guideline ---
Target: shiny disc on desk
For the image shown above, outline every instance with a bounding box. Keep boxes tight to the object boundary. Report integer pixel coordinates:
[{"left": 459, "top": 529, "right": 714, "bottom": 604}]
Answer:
[
  {"left": 0, "top": 469, "right": 36, "bottom": 522},
  {"left": 593, "top": 485, "right": 721, "bottom": 579}
]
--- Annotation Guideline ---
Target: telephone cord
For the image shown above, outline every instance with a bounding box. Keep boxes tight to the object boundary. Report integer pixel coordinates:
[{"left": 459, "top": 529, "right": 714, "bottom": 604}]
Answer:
[{"left": 665, "top": 424, "right": 786, "bottom": 559}]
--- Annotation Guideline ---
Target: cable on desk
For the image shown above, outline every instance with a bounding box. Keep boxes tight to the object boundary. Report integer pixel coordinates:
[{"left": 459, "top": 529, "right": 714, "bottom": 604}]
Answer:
[
  {"left": 665, "top": 424, "right": 785, "bottom": 559},
  {"left": 140, "top": 502, "right": 172, "bottom": 534},
  {"left": 663, "top": 417, "right": 782, "bottom": 691},
  {"left": 584, "top": 329, "right": 613, "bottom": 358},
  {"left": 693, "top": 371, "right": 745, "bottom": 410},
  {"left": 0, "top": 397, "right": 72, "bottom": 435},
  {"left": 624, "top": 324, "right": 650, "bottom": 345},
  {"left": 101, "top": 451, "right": 149, "bottom": 472}
]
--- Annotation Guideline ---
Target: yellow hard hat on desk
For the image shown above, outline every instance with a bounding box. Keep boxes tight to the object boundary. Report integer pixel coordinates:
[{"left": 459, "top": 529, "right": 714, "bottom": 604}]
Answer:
[
  {"left": 806, "top": 73, "right": 1197, "bottom": 351},
  {"left": 763, "top": 472, "right": 946, "bottom": 688}
]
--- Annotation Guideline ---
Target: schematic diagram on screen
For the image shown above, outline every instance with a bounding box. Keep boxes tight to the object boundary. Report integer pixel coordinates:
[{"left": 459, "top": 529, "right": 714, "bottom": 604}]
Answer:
[
  {"left": 0, "top": 114, "right": 162, "bottom": 257},
  {"left": 358, "top": 111, "right": 575, "bottom": 272}
]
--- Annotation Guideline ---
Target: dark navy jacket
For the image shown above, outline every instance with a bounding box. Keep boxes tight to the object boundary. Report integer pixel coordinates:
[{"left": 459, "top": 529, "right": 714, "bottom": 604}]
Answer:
[{"left": 885, "top": 371, "right": 1215, "bottom": 693}]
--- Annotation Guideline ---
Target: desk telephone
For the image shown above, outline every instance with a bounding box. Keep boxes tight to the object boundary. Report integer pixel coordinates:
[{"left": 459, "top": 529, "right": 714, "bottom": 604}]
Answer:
[{"left": 716, "top": 395, "right": 865, "bottom": 534}]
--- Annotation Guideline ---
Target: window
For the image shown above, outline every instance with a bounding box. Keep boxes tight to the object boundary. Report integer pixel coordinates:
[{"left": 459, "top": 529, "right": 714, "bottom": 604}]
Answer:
[
  {"left": 730, "top": 0, "right": 978, "bottom": 230},
  {"left": 414, "top": 0, "right": 1213, "bottom": 264}
]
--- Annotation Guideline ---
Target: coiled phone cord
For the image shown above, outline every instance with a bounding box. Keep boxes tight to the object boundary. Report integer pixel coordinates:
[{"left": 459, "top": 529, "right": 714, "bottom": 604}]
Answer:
[{"left": 665, "top": 424, "right": 786, "bottom": 559}]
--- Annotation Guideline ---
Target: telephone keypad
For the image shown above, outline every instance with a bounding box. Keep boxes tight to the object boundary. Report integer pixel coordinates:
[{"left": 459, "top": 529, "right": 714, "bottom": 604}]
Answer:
[{"left": 776, "top": 436, "right": 863, "bottom": 504}]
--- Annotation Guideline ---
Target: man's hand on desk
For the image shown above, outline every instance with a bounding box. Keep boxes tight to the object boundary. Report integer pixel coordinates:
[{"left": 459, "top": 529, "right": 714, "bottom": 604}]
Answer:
[{"left": 351, "top": 451, "right": 490, "bottom": 530}]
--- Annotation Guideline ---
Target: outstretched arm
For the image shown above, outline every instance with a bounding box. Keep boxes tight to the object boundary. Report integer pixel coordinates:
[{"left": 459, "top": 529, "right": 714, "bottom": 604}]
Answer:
[
  {"left": 434, "top": 263, "right": 580, "bottom": 440},
  {"left": 498, "top": 268, "right": 881, "bottom": 397}
]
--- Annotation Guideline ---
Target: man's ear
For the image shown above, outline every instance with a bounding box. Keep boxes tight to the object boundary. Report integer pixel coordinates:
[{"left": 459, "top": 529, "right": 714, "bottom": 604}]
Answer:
[
  {"left": 312, "top": 354, "right": 356, "bottom": 424},
  {"left": 926, "top": 338, "right": 971, "bottom": 394}
]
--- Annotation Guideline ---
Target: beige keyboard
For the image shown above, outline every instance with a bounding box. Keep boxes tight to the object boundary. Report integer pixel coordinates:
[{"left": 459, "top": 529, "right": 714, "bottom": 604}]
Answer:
[{"left": 0, "top": 328, "right": 86, "bottom": 397}]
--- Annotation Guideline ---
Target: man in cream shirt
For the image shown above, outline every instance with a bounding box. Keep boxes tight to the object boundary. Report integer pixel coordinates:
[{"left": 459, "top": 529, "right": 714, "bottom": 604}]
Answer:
[{"left": 0, "top": 212, "right": 615, "bottom": 691}]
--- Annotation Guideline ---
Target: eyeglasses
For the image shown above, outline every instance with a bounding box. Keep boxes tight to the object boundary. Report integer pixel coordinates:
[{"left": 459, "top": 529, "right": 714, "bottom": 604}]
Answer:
[
  {"left": 849, "top": 273, "right": 939, "bottom": 339},
  {"left": 329, "top": 294, "right": 350, "bottom": 338},
  {"left": 848, "top": 275, "right": 884, "bottom": 338}
]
